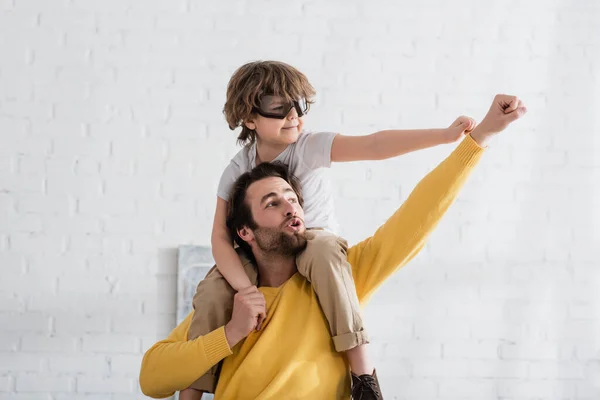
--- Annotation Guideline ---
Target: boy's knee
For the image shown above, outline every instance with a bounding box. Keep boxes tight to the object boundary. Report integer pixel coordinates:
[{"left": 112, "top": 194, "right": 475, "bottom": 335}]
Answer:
[{"left": 297, "top": 233, "right": 348, "bottom": 274}]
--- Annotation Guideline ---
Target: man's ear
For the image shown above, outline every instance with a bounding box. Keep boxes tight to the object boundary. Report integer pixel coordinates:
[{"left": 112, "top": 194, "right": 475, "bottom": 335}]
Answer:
[{"left": 237, "top": 226, "right": 254, "bottom": 243}]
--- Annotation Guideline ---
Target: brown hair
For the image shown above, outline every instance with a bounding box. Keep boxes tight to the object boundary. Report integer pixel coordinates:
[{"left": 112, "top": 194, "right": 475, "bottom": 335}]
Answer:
[
  {"left": 223, "top": 61, "right": 316, "bottom": 146},
  {"left": 226, "top": 162, "right": 304, "bottom": 256}
]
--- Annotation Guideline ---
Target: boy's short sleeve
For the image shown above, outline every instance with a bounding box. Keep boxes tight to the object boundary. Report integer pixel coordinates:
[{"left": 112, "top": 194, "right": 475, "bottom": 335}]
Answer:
[
  {"left": 295, "top": 131, "right": 338, "bottom": 170},
  {"left": 216, "top": 162, "right": 240, "bottom": 202}
]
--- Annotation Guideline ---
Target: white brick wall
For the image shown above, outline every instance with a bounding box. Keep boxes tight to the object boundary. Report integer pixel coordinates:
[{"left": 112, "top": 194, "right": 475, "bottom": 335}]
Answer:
[{"left": 1, "top": 0, "right": 599, "bottom": 398}]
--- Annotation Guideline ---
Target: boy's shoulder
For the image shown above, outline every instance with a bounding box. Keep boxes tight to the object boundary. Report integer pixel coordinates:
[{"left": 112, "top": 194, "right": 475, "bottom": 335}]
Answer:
[{"left": 227, "top": 142, "right": 254, "bottom": 167}]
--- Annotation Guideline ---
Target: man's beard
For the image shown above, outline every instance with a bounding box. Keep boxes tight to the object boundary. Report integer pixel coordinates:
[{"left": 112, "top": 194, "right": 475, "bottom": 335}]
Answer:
[{"left": 253, "top": 225, "right": 308, "bottom": 256}]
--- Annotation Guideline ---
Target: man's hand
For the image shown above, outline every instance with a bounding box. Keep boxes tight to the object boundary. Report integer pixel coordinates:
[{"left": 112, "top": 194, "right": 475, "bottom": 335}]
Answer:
[
  {"left": 470, "top": 94, "right": 527, "bottom": 147},
  {"left": 224, "top": 286, "right": 266, "bottom": 348},
  {"left": 443, "top": 115, "right": 477, "bottom": 143}
]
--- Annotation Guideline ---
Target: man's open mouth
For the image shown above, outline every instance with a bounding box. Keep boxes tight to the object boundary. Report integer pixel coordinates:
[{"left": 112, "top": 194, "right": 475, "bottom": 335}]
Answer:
[{"left": 286, "top": 218, "right": 302, "bottom": 230}]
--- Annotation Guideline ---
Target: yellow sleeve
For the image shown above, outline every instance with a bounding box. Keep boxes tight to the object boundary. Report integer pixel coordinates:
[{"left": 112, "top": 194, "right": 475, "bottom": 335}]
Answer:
[
  {"left": 348, "top": 134, "right": 485, "bottom": 303},
  {"left": 139, "top": 312, "right": 232, "bottom": 398}
]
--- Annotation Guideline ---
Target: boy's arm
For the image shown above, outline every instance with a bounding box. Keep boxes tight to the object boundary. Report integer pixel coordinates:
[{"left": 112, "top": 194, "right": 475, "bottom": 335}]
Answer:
[
  {"left": 347, "top": 134, "right": 484, "bottom": 303},
  {"left": 139, "top": 313, "right": 232, "bottom": 398},
  {"left": 330, "top": 116, "right": 475, "bottom": 162},
  {"left": 212, "top": 197, "right": 254, "bottom": 291}
]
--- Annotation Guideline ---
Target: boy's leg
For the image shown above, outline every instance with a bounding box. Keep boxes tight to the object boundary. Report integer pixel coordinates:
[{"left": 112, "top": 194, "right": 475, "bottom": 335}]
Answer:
[
  {"left": 185, "top": 248, "right": 257, "bottom": 393},
  {"left": 295, "top": 230, "right": 370, "bottom": 354}
]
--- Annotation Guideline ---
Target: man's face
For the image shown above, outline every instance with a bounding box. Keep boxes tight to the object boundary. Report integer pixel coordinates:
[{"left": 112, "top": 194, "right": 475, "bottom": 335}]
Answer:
[{"left": 242, "top": 176, "right": 307, "bottom": 256}]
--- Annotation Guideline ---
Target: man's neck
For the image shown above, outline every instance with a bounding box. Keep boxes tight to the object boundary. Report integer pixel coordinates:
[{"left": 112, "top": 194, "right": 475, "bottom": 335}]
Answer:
[{"left": 254, "top": 252, "right": 297, "bottom": 288}]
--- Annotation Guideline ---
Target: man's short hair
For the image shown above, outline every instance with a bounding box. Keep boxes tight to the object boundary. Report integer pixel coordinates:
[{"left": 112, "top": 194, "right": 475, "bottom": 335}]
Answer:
[{"left": 226, "top": 162, "right": 304, "bottom": 256}]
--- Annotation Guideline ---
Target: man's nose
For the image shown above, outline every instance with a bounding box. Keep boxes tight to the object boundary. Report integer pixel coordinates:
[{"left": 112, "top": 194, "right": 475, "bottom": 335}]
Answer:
[{"left": 283, "top": 201, "right": 296, "bottom": 216}]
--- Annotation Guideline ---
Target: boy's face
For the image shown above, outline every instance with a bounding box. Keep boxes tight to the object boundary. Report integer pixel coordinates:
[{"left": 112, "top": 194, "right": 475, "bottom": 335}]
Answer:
[{"left": 245, "top": 96, "right": 306, "bottom": 146}]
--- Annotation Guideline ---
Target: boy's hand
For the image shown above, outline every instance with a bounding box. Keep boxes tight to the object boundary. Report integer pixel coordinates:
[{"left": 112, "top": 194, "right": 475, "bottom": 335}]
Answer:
[
  {"left": 443, "top": 115, "right": 477, "bottom": 143},
  {"left": 470, "top": 94, "right": 527, "bottom": 146}
]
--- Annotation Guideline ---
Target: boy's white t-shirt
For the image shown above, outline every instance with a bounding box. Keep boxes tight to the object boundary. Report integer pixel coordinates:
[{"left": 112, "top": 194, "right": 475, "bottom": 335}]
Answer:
[{"left": 217, "top": 131, "right": 339, "bottom": 233}]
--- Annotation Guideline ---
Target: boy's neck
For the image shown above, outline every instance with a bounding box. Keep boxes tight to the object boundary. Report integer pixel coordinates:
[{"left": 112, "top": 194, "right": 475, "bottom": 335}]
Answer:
[{"left": 255, "top": 139, "right": 289, "bottom": 164}]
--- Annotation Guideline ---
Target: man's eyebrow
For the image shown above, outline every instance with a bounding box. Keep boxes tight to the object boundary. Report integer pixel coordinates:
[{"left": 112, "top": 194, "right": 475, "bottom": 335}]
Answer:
[{"left": 260, "top": 188, "right": 295, "bottom": 205}]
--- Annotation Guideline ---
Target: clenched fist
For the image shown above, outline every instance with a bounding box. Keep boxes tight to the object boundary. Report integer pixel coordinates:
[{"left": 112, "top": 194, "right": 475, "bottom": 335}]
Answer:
[{"left": 471, "top": 94, "right": 527, "bottom": 146}]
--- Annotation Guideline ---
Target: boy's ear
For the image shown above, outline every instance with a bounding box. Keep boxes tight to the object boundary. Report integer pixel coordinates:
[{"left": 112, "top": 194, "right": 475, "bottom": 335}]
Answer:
[
  {"left": 244, "top": 119, "right": 256, "bottom": 131},
  {"left": 237, "top": 226, "right": 254, "bottom": 243}
]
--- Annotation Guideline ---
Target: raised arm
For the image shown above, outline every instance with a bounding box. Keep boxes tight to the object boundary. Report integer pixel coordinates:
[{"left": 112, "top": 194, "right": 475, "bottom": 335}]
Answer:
[
  {"left": 330, "top": 116, "right": 475, "bottom": 162},
  {"left": 348, "top": 94, "right": 527, "bottom": 302}
]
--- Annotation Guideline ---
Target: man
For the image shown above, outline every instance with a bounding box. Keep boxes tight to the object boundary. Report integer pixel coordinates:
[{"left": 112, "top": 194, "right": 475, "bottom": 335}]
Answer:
[{"left": 139, "top": 95, "right": 527, "bottom": 399}]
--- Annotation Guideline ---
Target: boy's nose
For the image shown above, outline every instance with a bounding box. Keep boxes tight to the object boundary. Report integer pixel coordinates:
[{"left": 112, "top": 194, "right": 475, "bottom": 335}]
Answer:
[{"left": 287, "top": 107, "right": 298, "bottom": 119}]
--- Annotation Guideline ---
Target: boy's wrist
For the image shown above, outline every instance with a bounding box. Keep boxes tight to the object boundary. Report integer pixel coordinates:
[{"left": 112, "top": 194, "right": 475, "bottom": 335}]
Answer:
[{"left": 439, "top": 127, "right": 457, "bottom": 144}]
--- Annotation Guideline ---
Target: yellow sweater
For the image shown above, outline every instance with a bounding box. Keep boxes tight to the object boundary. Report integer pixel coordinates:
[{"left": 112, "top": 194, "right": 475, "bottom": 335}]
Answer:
[{"left": 140, "top": 135, "right": 484, "bottom": 399}]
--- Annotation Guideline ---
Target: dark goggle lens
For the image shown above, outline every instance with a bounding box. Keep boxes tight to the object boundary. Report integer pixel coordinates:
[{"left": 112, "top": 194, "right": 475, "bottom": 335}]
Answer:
[{"left": 258, "top": 96, "right": 308, "bottom": 118}]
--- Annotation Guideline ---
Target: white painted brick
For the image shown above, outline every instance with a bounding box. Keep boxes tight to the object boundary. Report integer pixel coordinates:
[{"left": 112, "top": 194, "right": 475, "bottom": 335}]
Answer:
[
  {"left": 500, "top": 342, "right": 566, "bottom": 360},
  {"left": 0, "top": 395, "right": 51, "bottom": 400},
  {"left": 414, "top": 319, "right": 471, "bottom": 340},
  {"left": 412, "top": 360, "right": 469, "bottom": 378},
  {"left": 375, "top": 340, "right": 442, "bottom": 359},
  {"left": 53, "top": 396, "right": 109, "bottom": 400},
  {"left": 77, "top": 195, "right": 136, "bottom": 217},
  {"left": 442, "top": 340, "right": 500, "bottom": 359},
  {"left": 0, "top": 353, "right": 43, "bottom": 372},
  {"left": 45, "top": 174, "right": 103, "bottom": 197},
  {"left": 438, "top": 378, "right": 496, "bottom": 397},
  {"left": 496, "top": 379, "right": 577, "bottom": 397},
  {"left": 66, "top": 234, "right": 130, "bottom": 255},
  {"left": 110, "top": 315, "right": 156, "bottom": 335},
  {"left": 0, "top": 313, "right": 49, "bottom": 333},
  {"left": 0, "top": 214, "right": 42, "bottom": 233},
  {"left": 16, "top": 194, "right": 74, "bottom": 215},
  {"left": 57, "top": 276, "right": 112, "bottom": 295},
  {"left": 0, "top": 136, "right": 52, "bottom": 157},
  {"left": 0, "top": 333, "right": 21, "bottom": 351},
  {"left": 21, "top": 335, "right": 77, "bottom": 353},
  {"left": 15, "top": 374, "right": 73, "bottom": 392},
  {"left": 0, "top": 10, "right": 38, "bottom": 30},
  {"left": 0, "top": 244, "right": 20, "bottom": 265},
  {"left": 528, "top": 361, "right": 586, "bottom": 379},
  {"left": 28, "top": 295, "right": 140, "bottom": 316},
  {"left": 48, "top": 355, "right": 108, "bottom": 374},
  {"left": 26, "top": 253, "right": 86, "bottom": 276},
  {"left": 0, "top": 272, "right": 55, "bottom": 295},
  {"left": 0, "top": 173, "right": 44, "bottom": 194},
  {"left": 10, "top": 233, "right": 67, "bottom": 255},
  {"left": 0, "top": 294, "right": 24, "bottom": 312},
  {"left": 0, "top": 376, "right": 12, "bottom": 392},
  {"left": 102, "top": 176, "right": 161, "bottom": 198},
  {"left": 42, "top": 215, "right": 102, "bottom": 234},
  {"left": 81, "top": 334, "right": 138, "bottom": 354},
  {"left": 53, "top": 315, "right": 110, "bottom": 335},
  {"left": 109, "top": 354, "right": 143, "bottom": 374},
  {"left": 468, "top": 360, "right": 529, "bottom": 379}
]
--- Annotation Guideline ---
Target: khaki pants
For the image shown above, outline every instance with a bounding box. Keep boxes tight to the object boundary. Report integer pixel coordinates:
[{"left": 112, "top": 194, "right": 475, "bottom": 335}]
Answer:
[{"left": 186, "top": 230, "right": 368, "bottom": 393}]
